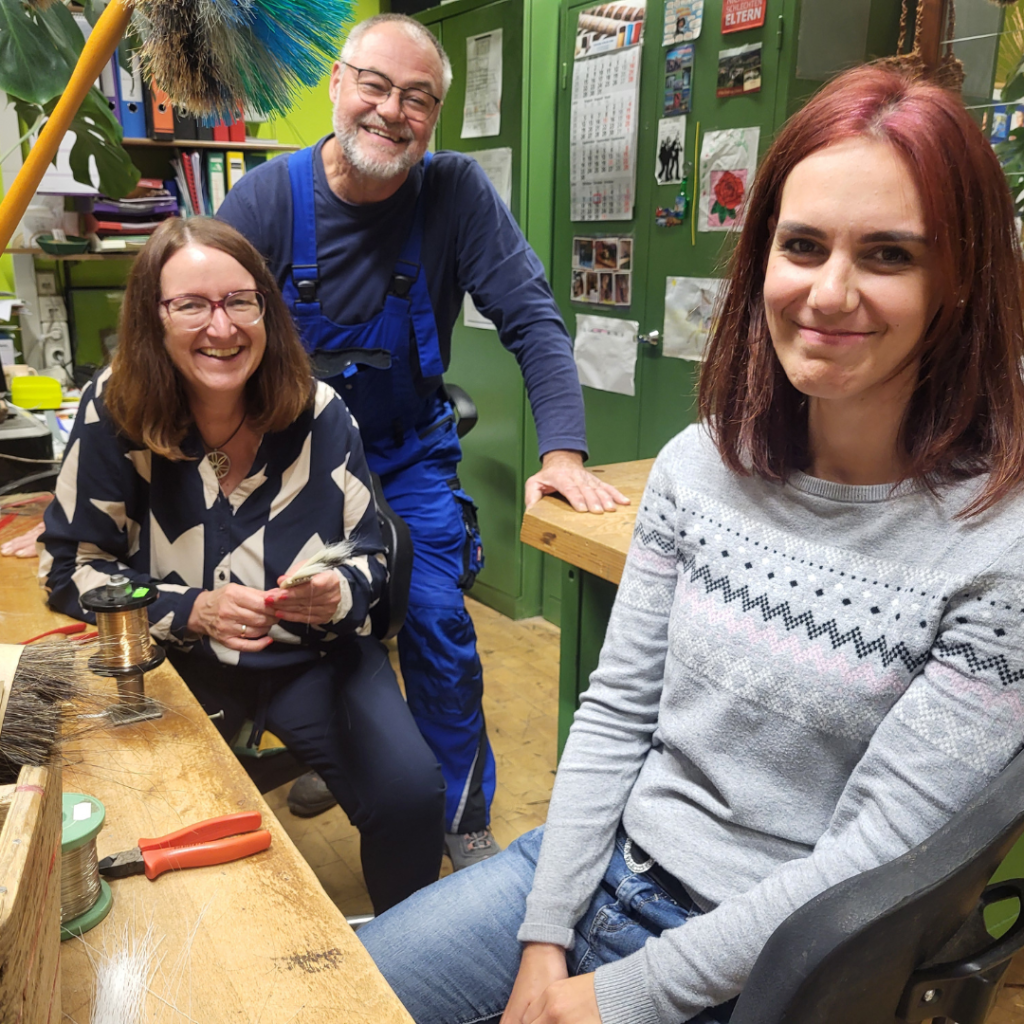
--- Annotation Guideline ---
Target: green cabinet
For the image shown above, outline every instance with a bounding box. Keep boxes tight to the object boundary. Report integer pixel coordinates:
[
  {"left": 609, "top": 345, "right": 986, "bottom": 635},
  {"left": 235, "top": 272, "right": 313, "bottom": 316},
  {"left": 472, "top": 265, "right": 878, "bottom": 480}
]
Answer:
[
  {"left": 417, "top": 0, "right": 561, "bottom": 621},
  {"left": 549, "top": 0, "right": 901, "bottom": 468}
]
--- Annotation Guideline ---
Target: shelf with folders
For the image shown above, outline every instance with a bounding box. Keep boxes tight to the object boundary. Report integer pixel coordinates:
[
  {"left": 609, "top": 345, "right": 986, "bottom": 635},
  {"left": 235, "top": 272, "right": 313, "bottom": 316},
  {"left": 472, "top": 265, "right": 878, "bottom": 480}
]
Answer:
[
  {"left": 3, "top": 249, "right": 136, "bottom": 261},
  {"left": 122, "top": 138, "right": 300, "bottom": 152}
]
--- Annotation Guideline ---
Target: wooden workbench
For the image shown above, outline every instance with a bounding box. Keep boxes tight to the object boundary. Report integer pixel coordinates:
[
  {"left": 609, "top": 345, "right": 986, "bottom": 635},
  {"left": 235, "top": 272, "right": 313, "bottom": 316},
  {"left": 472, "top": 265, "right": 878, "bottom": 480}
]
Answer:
[
  {"left": 0, "top": 515, "right": 412, "bottom": 1024},
  {"left": 519, "top": 459, "right": 652, "bottom": 587}
]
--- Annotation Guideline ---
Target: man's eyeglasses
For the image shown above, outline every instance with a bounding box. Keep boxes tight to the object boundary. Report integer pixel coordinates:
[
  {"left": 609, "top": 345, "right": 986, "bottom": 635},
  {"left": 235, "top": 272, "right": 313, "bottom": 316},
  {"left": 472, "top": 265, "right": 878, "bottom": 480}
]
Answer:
[
  {"left": 160, "top": 290, "right": 266, "bottom": 332},
  {"left": 343, "top": 62, "right": 441, "bottom": 123}
]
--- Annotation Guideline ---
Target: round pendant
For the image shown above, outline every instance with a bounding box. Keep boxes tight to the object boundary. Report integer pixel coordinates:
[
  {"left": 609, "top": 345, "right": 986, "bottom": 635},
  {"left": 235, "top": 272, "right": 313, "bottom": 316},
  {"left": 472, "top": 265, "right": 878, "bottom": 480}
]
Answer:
[{"left": 207, "top": 449, "right": 231, "bottom": 480}]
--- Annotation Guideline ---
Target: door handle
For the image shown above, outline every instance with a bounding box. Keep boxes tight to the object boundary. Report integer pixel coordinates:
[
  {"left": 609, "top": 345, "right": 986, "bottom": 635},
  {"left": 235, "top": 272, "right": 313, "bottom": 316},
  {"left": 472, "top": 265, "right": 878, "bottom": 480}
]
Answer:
[{"left": 638, "top": 330, "right": 660, "bottom": 346}]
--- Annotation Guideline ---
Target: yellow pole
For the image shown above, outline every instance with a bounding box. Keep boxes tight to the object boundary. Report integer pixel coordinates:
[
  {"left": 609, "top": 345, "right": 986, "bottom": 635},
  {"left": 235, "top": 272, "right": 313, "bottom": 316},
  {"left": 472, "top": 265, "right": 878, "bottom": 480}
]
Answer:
[{"left": 0, "top": 0, "right": 134, "bottom": 253}]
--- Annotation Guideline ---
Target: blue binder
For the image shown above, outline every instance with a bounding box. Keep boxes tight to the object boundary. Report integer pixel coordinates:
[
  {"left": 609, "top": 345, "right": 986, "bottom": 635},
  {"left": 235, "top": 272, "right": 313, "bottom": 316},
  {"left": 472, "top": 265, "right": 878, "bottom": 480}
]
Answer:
[{"left": 117, "top": 51, "right": 147, "bottom": 139}]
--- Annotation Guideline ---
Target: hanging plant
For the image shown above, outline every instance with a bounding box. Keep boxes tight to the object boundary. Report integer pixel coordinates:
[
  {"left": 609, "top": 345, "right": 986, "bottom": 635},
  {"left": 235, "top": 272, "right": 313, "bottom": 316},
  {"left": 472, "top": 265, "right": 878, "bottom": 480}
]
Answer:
[{"left": 0, "top": 0, "right": 139, "bottom": 198}]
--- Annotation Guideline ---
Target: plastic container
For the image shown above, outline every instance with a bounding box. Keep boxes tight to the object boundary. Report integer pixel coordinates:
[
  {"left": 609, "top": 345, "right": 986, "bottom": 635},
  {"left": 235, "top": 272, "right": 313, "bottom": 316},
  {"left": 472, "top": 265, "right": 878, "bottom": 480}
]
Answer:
[
  {"left": 36, "top": 234, "right": 90, "bottom": 256},
  {"left": 10, "top": 375, "right": 62, "bottom": 410}
]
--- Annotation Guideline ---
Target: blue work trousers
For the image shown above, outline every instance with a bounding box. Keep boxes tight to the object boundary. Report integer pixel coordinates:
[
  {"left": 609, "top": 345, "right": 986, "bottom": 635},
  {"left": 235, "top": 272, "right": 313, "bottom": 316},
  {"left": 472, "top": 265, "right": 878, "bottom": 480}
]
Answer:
[
  {"left": 377, "top": 418, "right": 495, "bottom": 834},
  {"left": 360, "top": 826, "right": 737, "bottom": 1024}
]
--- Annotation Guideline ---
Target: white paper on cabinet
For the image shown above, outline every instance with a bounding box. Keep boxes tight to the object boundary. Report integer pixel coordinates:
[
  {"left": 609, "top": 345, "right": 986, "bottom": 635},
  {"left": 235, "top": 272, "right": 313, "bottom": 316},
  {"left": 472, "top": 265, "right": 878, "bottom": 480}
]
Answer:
[
  {"left": 663, "top": 276, "right": 727, "bottom": 359},
  {"left": 462, "top": 147, "right": 514, "bottom": 330},
  {"left": 574, "top": 313, "right": 640, "bottom": 396},
  {"left": 462, "top": 29, "right": 503, "bottom": 139}
]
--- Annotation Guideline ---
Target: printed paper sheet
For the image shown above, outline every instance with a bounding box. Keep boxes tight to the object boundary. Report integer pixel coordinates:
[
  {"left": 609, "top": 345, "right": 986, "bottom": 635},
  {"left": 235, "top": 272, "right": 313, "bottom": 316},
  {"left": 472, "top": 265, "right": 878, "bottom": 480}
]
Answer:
[
  {"left": 462, "top": 147, "right": 513, "bottom": 330},
  {"left": 462, "top": 29, "right": 503, "bottom": 139},
  {"left": 570, "top": 46, "right": 643, "bottom": 221}
]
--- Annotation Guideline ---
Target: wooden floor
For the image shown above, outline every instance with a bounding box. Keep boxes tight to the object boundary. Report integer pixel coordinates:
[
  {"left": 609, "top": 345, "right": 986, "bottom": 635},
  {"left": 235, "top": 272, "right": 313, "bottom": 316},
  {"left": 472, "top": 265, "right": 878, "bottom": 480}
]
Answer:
[
  {"left": 264, "top": 596, "right": 560, "bottom": 914},
  {"left": 263, "top": 597, "right": 1024, "bottom": 1019}
]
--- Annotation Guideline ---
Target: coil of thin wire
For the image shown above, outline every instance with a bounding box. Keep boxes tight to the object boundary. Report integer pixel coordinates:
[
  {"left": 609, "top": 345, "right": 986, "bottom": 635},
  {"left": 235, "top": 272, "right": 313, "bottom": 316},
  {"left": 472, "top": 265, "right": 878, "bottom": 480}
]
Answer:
[
  {"left": 62, "top": 838, "right": 102, "bottom": 923},
  {"left": 95, "top": 609, "right": 154, "bottom": 672}
]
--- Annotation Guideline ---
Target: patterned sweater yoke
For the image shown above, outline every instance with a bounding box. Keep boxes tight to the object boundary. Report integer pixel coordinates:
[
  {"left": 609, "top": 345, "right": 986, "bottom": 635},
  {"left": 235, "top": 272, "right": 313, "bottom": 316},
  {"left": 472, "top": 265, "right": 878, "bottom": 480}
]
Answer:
[{"left": 519, "top": 425, "right": 1024, "bottom": 1024}]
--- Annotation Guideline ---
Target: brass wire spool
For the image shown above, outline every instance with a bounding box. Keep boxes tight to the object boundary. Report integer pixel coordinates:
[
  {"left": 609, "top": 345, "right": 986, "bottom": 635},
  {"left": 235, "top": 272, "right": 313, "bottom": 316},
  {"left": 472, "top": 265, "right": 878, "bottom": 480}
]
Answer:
[
  {"left": 94, "top": 608, "right": 157, "bottom": 673},
  {"left": 61, "top": 792, "right": 112, "bottom": 940},
  {"left": 81, "top": 575, "right": 165, "bottom": 724}
]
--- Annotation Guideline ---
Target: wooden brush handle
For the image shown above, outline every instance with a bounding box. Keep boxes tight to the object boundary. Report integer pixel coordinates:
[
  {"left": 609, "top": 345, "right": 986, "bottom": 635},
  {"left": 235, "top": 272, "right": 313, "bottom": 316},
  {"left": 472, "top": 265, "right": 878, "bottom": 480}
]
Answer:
[{"left": 0, "top": 0, "right": 134, "bottom": 253}]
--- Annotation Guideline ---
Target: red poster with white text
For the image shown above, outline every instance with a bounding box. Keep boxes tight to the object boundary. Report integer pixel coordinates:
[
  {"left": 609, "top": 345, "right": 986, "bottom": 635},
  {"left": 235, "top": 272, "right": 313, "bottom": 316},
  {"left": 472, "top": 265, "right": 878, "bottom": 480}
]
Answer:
[{"left": 722, "top": 0, "right": 765, "bottom": 33}]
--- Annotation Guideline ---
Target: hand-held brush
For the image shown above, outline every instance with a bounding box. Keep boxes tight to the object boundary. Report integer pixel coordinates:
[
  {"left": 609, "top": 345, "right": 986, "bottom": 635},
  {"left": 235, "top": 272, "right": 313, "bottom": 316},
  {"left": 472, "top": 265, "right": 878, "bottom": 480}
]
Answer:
[{"left": 0, "top": 0, "right": 355, "bottom": 251}]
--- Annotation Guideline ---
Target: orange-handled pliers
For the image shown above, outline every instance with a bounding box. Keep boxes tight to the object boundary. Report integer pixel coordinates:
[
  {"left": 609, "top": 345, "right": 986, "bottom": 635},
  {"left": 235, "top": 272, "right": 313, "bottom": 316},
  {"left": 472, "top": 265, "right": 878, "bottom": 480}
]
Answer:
[{"left": 98, "top": 811, "right": 271, "bottom": 881}]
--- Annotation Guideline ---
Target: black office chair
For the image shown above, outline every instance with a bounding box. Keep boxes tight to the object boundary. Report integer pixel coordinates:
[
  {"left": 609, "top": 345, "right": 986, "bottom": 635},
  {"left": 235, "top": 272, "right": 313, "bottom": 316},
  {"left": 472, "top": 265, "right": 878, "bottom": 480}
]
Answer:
[{"left": 731, "top": 747, "right": 1024, "bottom": 1024}]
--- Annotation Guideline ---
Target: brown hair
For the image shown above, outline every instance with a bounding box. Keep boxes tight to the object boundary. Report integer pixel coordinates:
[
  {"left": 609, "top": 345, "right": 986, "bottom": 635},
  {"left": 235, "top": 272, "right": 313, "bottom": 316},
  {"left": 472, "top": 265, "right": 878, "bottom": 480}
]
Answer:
[
  {"left": 699, "top": 64, "right": 1024, "bottom": 516},
  {"left": 105, "top": 217, "right": 313, "bottom": 460}
]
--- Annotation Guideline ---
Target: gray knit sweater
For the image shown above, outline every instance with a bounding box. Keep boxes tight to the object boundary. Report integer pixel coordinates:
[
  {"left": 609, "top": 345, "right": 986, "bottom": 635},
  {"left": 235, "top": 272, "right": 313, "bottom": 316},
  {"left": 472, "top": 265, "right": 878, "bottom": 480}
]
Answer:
[{"left": 518, "top": 425, "right": 1024, "bottom": 1024}]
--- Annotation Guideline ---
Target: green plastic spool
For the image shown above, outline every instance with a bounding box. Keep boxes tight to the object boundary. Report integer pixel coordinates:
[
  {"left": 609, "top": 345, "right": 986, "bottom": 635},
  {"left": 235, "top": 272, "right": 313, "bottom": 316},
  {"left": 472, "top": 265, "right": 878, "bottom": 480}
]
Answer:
[{"left": 60, "top": 793, "right": 112, "bottom": 941}]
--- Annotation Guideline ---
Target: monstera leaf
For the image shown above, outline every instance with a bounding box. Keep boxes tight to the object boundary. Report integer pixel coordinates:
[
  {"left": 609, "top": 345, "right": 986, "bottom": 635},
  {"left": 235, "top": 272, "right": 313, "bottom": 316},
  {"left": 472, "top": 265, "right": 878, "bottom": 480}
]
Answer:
[{"left": 1, "top": 0, "right": 143, "bottom": 197}]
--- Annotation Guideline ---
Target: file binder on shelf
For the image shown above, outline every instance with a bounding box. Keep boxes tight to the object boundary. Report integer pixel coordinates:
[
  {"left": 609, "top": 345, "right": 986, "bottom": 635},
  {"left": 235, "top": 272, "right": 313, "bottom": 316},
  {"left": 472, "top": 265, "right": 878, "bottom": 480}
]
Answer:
[
  {"left": 143, "top": 80, "right": 174, "bottom": 141},
  {"left": 207, "top": 152, "right": 227, "bottom": 214},
  {"left": 226, "top": 152, "right": 246, "bottom": 190},
  {"left": 117, "top": 52, "right": 147, "bottom": 139}
]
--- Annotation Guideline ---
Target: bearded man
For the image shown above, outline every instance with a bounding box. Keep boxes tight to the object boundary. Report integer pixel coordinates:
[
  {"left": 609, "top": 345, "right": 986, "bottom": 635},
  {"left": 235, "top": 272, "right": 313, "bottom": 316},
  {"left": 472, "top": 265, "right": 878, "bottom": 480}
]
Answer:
[{"left": 218, "top": 13, "right": 624, "bottom": 870}]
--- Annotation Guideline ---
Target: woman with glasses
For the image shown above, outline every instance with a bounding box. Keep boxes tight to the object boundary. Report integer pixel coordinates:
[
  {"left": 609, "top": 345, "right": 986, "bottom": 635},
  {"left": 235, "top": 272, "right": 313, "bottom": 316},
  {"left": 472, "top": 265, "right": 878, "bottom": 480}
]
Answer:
[{"left": 39, "top": 216, "right": 445, "bottom": 914}]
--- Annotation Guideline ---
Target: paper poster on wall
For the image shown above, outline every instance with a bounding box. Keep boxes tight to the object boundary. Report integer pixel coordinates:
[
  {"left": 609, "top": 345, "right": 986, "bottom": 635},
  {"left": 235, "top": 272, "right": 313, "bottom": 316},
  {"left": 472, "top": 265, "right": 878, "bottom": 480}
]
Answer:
[
  {"left": 663, "top": 0, "right": 704, "bottom": 44},
  {"left": 663, "top": 43, "right": 694, "bottom": 117},
  {"left": 698, "top": 126, "right": 759, "bottom": 232},
  {"left": 722, "top": 0, "right": 766, "bottom": 33},
  {"left": 663, "top": 276, "right": 727, "bottom": 359},
  {"left": 462, "top": 147, "right": 514, "bottom": 329},
  {"left": 569, "top": 42, "right": 643, "bottom": 221},
  {"left": 462, "top": 30, "right": 503, "bottom": 138},
  {"left": 574, "top": 313, "right": 640, "bottom": 395},
  {"left": 717, "top": 41, "right": 762, "bottom": 97},
  {"left": 655, "top": 117, "right": 686, "bottom": 185},
  {"left": 571, "top": 236, "right": 633, "bottom": 306},
  {"left": 575, "top": 1, "right": 645, "bottom": 59}
]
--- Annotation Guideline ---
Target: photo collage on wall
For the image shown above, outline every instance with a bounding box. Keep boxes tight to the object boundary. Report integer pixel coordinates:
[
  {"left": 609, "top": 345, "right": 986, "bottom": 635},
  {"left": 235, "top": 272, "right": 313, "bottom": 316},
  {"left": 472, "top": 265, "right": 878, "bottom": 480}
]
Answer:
[{"left": 571, "top": 236, "right": 633, "bottom": 306}]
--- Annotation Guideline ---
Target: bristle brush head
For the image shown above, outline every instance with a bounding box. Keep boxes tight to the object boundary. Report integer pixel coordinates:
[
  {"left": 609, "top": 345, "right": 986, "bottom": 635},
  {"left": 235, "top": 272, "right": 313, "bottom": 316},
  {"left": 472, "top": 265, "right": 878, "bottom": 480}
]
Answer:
[{"left": 131, "top": 0, "right": 355, "bottom": 120}]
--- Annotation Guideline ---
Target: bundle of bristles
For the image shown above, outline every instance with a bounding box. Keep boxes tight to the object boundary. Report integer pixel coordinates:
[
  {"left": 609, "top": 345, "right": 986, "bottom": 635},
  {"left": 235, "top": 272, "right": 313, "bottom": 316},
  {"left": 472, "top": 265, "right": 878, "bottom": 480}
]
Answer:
[
  {"left": 0, "top": 638, "right": 108, "bottom": 787},
  {"left": 28, "top": 0, "right": 355, "bottom": 120}
]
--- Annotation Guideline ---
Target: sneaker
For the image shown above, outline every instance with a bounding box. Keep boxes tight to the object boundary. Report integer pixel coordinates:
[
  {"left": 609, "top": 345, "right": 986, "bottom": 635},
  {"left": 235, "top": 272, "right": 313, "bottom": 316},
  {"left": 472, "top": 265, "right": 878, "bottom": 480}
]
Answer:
[
  {"left": 287, "top": 771, "right": 338, "bottom": 818},
  {"left": 444, "top": 828, "right": 501, "bottom": 871}
]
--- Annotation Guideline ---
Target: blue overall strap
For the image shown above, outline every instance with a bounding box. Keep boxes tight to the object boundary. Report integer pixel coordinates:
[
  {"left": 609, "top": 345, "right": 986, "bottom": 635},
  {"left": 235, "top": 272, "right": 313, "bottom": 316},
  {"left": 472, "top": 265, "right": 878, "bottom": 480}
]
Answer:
[
  {"left": 288, "top": 147, "right": 321, "bottom": 314},
  {"left": 395, "top": 152, "right": 445, "bottom": 379}
]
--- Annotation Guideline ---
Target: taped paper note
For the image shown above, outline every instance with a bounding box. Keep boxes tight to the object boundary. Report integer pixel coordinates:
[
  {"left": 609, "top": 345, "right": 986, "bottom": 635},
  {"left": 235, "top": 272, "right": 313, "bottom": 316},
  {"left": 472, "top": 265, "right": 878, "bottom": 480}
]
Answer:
[
  {"left": 663, "top": 276, "right": 727, "bottom": 360},
  {"left": 574, "top": 313, "right": 639, "bottom": 396},
  {"left": 462, "top": 30, "right": 503, "bottom": 138}
]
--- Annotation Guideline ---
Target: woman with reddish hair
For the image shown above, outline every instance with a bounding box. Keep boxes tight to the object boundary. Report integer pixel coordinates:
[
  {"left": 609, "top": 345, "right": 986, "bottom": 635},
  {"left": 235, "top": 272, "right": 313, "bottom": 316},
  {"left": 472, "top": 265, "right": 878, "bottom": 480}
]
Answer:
[{"left": 360, "top": 65, "right": 1024, "bottom": 1024}]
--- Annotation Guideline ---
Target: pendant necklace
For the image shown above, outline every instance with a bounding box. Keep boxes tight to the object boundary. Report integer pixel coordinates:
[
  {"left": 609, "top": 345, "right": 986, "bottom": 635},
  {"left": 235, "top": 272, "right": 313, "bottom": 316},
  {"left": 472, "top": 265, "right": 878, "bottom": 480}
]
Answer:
[{"left": 198, "top": 414, "right": 246, "bottom": 481}]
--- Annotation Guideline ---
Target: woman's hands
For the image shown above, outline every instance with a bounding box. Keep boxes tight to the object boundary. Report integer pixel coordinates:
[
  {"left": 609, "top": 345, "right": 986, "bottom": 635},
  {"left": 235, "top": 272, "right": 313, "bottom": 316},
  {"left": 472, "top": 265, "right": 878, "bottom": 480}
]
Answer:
[
  {"left": 264, "top": 570, "right": 344, "bottom": 625},
  {"left": 187, "top": 584, "right": 276, "bottom": 650},
  {"left": 501, "top": 944, "right": 601, "bottom": 1024},
  {"left": 1, "top": 522, "right": 45, "bottom": 557},
  {"left": 180, "top": 569, "right": 348, "bottom": 650}
]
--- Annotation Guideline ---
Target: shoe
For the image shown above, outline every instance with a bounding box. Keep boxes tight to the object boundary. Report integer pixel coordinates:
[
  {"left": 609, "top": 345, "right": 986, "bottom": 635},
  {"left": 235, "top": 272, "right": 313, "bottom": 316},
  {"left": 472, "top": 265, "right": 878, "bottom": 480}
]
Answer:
[
  {"left": 444, "top": 828, "right": 502, "bottom": 871},
  {"left": 287, "top": 771, "right": 338, "bottom": 818}
]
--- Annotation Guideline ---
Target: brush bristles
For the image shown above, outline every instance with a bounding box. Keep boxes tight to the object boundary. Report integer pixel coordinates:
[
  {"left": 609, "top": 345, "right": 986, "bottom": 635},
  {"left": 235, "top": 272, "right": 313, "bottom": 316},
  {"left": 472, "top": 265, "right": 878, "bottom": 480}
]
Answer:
[
  {"left": 0, "top": 640, "right": 104, "bottom": 786},
  {"left": 132, "top": 0, "right": 355, "bottom": 120}
]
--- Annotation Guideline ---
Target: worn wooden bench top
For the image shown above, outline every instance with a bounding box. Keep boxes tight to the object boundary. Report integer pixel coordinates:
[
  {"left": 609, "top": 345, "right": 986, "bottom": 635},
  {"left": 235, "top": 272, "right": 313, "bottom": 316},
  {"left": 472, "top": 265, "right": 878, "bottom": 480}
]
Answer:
[{"left": 0, "top": 511, "right": 411, "bottom": 1024}]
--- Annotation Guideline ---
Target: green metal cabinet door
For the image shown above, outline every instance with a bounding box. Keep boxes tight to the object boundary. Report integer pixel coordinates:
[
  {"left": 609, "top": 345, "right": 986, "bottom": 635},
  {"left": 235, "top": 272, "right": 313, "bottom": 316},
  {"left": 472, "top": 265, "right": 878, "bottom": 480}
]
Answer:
[{"left": 419, "top": 0, "right": 531, "bottom": 619}]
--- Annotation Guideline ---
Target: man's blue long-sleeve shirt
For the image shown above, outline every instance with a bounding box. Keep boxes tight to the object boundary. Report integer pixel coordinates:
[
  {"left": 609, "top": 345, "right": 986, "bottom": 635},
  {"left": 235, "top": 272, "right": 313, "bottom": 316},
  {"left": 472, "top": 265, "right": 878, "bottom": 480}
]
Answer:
[{"left": 217, "top": 139, "right": 588, "bottom": 458}]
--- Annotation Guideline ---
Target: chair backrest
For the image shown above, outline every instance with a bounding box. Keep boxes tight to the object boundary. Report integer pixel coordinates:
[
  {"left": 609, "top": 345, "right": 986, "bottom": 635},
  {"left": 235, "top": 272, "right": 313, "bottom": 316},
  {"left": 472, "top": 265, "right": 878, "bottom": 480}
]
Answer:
[
  {"left": 368, "top": 473, "right": 412, "bottom": 641},
  {"left": 731, "top": 747, "right": 1024, "bottom": 1024}
]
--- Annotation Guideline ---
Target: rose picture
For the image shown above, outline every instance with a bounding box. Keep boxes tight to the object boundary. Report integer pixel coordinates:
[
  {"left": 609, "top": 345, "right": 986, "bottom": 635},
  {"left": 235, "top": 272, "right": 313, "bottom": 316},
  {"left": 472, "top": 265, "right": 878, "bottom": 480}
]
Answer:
[{"left": 711, "top": 169, "right": 746, "bottom": 225}]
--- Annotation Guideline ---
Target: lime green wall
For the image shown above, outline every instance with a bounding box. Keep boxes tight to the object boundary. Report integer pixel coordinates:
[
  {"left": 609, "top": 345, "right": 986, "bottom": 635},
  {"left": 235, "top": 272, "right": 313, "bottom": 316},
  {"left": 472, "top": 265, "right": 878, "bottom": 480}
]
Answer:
[{"left": 256, "top": 0, "right": 380, "bottom": 149}]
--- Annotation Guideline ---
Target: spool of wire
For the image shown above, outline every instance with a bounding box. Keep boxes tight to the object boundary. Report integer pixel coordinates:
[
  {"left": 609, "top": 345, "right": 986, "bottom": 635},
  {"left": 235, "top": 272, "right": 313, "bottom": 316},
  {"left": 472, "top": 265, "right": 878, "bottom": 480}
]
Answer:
[
  {"left": 81, "top": 575, "right": 165, "bottom": 724},
  {"left": 61, "top": 792, "right": 112, "bottom": 940}
]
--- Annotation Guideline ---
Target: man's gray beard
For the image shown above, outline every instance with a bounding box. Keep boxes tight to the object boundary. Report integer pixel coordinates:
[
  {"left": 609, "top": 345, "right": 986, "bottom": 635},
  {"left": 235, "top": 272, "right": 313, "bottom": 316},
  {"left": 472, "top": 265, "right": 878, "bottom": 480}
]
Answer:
[{"left": 333, "top": 115, "right": 421, "bottom": 180}]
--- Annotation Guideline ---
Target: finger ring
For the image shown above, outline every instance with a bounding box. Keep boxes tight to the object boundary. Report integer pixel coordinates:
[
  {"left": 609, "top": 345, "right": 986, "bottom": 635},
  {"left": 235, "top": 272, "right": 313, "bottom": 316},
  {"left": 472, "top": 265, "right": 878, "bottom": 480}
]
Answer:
[{"left": 240, "top": 624, "right": 247, "bottom": 637}]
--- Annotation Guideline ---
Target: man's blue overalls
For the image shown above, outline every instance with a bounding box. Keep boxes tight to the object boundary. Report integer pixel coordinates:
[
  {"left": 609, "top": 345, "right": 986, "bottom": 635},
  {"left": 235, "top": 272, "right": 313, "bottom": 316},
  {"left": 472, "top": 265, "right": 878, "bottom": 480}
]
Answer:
[{"left": 283, "top": 148, "right": 495, "bottom": 834}]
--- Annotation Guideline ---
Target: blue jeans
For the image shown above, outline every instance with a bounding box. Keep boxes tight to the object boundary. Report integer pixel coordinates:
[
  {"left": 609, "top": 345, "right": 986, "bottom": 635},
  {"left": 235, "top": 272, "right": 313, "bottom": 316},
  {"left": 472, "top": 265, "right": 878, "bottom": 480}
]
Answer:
[{"left": 360, "top": 826, "right": 736, "bottom": 1024}]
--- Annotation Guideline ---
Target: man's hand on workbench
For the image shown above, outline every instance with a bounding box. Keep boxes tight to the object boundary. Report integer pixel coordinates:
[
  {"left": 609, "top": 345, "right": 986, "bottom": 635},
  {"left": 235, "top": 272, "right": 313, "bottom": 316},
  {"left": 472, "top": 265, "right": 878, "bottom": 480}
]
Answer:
[
  {"left": 525, "top": 450, "right": 630, "bottom": 515},
  {"left": 1, "top": 522, "right": 44, "bottom": 557}
]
